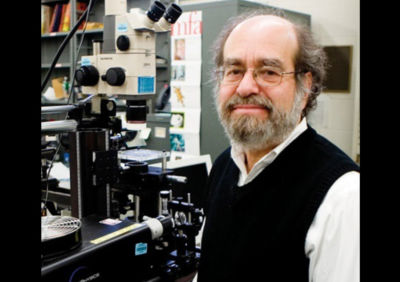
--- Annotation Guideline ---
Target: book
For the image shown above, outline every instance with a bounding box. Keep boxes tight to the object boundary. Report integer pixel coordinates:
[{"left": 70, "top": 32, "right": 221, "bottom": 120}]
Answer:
[
  {"left": 46, "top": 1, "right": 91, "bottom": 34},
  {"left": 77, "top": 1, "right": 88, "bottom": 30},
  {"left": 48, "top": 4, "right": 57, "bottom": 33},
  {"left": 61, "top": 3, "right": 71, "bottom": 32},
  {"left": 58, "top": 4, "right": 67, "bottom": 32},
  {"left": 50, "top": 4, "right": 63, "bottom": 32},
  {"left": 41, "top": 5, "right": 54, "bottom": 34},
  {"left": 76, "top": 1, "right": 88, "bottom": 15},
  {"left": 60, "top": 2, "right": 88, "bottom": 32}
]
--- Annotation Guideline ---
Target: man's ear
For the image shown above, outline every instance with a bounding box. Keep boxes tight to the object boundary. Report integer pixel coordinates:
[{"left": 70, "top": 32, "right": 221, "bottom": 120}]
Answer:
[{"left": 301, "top": 71, "right": 313, "bottom": 109}]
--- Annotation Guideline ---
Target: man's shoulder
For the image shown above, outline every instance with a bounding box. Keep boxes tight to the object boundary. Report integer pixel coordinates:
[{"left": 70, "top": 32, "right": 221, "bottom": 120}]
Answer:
[
  {"left": 207, "top": 147, "right": 236, "bottom": 177},
  {"left": 303, "top": 126, "right": 359, "bottom": 172},
  {"left": 314, "top": 131, "right": 356, "bottom": 162},
  {"left": 213, "top": 147, "right": 232, "bottom": 166},
  {"left": 219, "top": 146, "right": 232, "bottom": 158}
]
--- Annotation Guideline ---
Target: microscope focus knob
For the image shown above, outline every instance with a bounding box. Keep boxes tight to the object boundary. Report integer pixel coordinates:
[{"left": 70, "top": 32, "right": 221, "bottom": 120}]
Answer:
[
  {"left": 75, "top": 65, "right": 99, "bottom": 86},
  {"left": 104, "top": 67, "right": 125, "bottom": 86},
  {"left": 116, "top": 35, "right": 130, "bottom": 51}
]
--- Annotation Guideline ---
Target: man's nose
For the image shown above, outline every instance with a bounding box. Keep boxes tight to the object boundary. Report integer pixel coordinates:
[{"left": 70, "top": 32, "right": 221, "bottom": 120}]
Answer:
[{"left": 236, "top": 69, "right": 260, "bottom": 97}]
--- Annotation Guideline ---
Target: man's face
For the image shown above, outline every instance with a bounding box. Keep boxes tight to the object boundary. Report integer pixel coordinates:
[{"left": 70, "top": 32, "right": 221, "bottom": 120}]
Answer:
[{"left": 216, "top": 15, "right": 308, "bottom": 151}]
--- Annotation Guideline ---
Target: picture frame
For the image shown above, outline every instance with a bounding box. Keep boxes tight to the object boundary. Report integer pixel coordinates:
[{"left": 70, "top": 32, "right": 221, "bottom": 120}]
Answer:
[{"left": 322, "top": 45, "right": 353, "bottom": 93}]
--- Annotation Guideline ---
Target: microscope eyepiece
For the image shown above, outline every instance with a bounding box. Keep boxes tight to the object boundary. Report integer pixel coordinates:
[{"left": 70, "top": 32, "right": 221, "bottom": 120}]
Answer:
[
  {"left": 163, "top": 3, "right": 182, "bottom": 24},
  {"left": 146, "top": 1, "right": 166, "bottom": 22}
]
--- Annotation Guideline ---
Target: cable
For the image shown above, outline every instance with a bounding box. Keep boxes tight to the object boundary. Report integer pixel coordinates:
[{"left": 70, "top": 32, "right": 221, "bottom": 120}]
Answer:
[
  {"left": 42, "top": 141, "right": 63, "bottom": 215},
  {"left": 67, "top": 0, "right": 93, "bottom": 106},
  {"left": 42, "top": 0, "right": 95, "bottom": 215}
]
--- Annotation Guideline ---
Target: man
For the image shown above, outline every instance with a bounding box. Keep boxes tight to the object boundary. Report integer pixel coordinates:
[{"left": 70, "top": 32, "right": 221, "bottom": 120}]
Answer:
[{"left": 197, "top": 10, "right": 360, "bottom": 282}]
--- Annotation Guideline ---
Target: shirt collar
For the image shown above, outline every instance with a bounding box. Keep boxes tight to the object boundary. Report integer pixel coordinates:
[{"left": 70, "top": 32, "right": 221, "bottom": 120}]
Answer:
[
  {"left": 231, "top": 118, "right": 308, "bottom": 186},
  {"left": 270, "top": 117, "right": 308, "bottom": 157}
]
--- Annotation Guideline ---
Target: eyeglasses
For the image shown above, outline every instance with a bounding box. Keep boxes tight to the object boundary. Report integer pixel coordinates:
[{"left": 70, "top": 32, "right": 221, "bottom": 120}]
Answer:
[{"left": 217, "top": 66, "right": 302, "bottom": 87}]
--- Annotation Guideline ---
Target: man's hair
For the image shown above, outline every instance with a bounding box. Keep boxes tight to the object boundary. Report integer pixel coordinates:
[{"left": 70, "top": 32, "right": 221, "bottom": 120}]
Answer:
[{"left": 211, "top": 8, "right": 328, "bottom": 117}]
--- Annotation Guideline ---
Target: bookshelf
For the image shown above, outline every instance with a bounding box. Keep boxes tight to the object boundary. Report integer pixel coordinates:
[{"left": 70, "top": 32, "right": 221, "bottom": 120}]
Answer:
[
  {"left": 41, "top": 0, "right": 104, "bottom": 103},
  {"left": 41, "top": 0, "right": 173, "bottom": 115}
]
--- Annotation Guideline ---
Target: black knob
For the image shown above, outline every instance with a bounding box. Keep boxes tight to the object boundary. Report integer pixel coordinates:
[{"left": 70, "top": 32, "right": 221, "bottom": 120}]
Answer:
[
  {"left": 75, "top": 65, "right": 99, "bottom": 86},
  {"left": 116, "top": 35, "right": 130, "bottom": 51},
  {"left": 105, "top": 67, "right": 125, "bottom": 86}
]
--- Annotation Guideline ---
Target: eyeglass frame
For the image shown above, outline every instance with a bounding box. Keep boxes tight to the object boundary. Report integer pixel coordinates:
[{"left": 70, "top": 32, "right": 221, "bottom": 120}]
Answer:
[{"left": 216, "top": 66, "right": 305, "bottom": 87}]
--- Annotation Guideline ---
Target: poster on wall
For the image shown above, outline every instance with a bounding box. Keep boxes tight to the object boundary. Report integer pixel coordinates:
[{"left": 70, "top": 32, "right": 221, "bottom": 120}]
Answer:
[{"left": 169, "top": 10, "right": 202, "bottom": 156}]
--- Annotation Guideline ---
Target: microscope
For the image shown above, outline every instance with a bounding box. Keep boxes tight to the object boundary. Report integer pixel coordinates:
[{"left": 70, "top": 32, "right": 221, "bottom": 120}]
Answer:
[
  {"left": 41, "top": 1, "right": 204, "bottom": 281},
  {"left": 68, "top": 0, "right": 184, "bottom": 220},
  {"left": 75, "top": 0, "right": 182, "bottom": 123}
]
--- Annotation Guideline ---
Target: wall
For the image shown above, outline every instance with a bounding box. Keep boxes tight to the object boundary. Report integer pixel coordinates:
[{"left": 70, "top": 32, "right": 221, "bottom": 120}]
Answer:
[
  {"left": 263, "top": 0, "right": 360, "bottom": 161},
  {"left": 178, "top": 0, "right": 360, "bottom": 161}
]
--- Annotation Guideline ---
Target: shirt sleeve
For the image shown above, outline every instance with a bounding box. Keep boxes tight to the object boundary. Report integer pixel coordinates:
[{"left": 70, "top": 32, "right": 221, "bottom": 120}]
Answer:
[{"left": 305, "top": 171, "right": 360, "bottom": 282}]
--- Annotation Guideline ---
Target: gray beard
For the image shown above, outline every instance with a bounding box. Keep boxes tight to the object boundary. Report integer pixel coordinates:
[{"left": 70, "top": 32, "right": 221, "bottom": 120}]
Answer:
[{"left": 216, "top": 92, "right": 304, "bottom": 151}]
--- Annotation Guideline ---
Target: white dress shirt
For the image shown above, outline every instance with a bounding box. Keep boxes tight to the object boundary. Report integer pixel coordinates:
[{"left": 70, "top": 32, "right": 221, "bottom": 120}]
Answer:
[{"left": 195, "top": 118, "right": 360, "bottom": 282}]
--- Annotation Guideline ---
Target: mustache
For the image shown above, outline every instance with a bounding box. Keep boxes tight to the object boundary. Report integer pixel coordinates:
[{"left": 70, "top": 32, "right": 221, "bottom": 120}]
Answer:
[{"left": 223, "top": 95, "right": 274, "bottom": 112}]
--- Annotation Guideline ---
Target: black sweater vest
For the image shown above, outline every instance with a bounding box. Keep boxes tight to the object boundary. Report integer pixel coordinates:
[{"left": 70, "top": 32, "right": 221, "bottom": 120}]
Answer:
[{"left": 198, "top": 126, "right": 359, "bottom": 282}]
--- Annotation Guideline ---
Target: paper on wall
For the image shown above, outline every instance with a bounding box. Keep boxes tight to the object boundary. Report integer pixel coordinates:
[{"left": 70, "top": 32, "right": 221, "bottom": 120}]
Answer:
[
  {"left": 169, "top": 10, "right": 203, "bottom": 155},
  {"left": 169, "top": 131, "right": 200, "bottom": 155},
  {"left": 169, "top": 84, "right": 201, "bottom": 109},
  {"left": 170, "top": 61, "right": 202, "bottom": 86},
  {"left": 170, "top": 108, "right": 201, "bottom": 133}
]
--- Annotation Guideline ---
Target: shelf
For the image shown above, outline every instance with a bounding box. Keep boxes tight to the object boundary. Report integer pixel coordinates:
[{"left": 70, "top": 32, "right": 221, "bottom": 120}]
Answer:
[
  {"left": 41, "top": 29, "right": 103, "bottom": 38},
  {"left": 42, "top": 61, "right": 168, "bottom": 69},
  {"left": 42, "top": 62, "right": 168, "bottom": 69},
  {"left": 41, "top": 0, "right": 69, "bottom": 5},
  {"left": 41, "top": 0, "right": 89, "bottom": 5},
  {"left": 156, "top": 64, "right": 169, "bottom": 69},
  {"left": 42, "top": 63, "right": 72, "bottom": 69}
]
